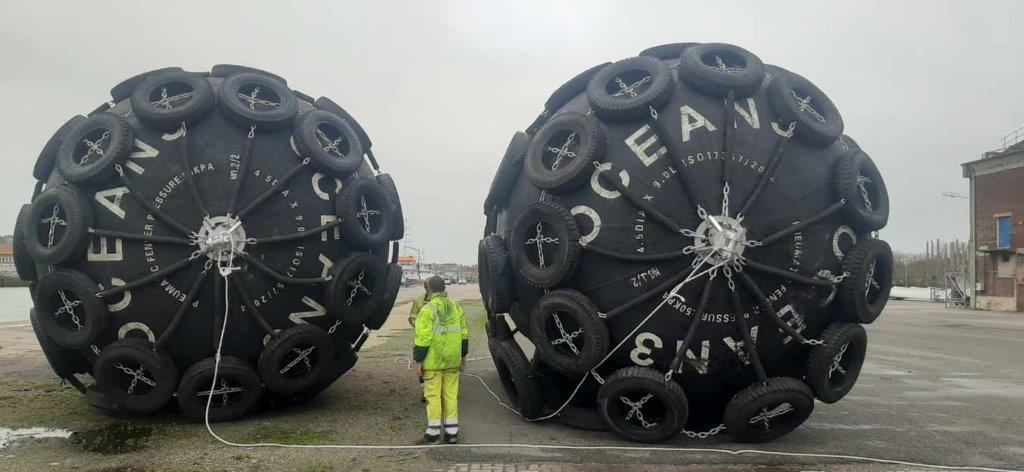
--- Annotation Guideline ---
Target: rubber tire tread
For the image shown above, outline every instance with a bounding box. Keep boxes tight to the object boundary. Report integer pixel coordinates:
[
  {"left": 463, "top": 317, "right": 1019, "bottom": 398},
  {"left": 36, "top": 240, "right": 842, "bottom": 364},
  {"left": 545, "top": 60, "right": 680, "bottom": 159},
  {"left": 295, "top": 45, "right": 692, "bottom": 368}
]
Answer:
[
  {"left": 490, "top": 339, "right": 544, "bottom": 419},
  {"left": 597, "top": 366, "right": 689, "bottom": 443},
  {"left": 529, "top": 289, "right": 608, "bottom": 376},
  {"left": 723, "top": 377, "right": 814, "bottom": 443},
  {"left": 805, "top": 323, "right": 867, "bottom": 403}
]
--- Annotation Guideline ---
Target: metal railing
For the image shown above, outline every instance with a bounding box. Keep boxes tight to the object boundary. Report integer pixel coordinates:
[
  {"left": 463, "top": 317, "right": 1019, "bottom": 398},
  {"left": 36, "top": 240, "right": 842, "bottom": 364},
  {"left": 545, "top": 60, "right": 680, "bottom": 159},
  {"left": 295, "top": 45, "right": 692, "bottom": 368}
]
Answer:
[{"left": 999, "top": 126, "right": 1024, "bottom": 151}]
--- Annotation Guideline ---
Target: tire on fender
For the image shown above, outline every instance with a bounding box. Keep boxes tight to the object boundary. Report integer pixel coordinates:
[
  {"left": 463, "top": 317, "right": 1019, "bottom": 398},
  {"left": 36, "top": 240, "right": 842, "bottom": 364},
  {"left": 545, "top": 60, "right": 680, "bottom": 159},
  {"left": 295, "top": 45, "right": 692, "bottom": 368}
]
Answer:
[
  {"left": 768, "top": 70, "right": 843, "bottom": 147},
  {"left": 805, "top": 323, "right": 867, "bottom": 403},
  {"left": 294, "top": 110, "right": 364, "bottom": 178},
  {"left": 130, "top": 71, "right": 216, "bottom": 130},
  {"left": 524, "top": 113, "right": 604, "bottom": 193},
  {"left": 218, "top": 72, "right": 298, "bottom": 131},
  {"left": 835, "top": 151, "right": 889, "bottom": 231},
  {"left": 679, "top": 43, "right": 765, "bottom": 97},
  {"left": 490, "top": 339, "right": 544, "bottom": 419},
  {"left": 509, "top": 201, "right": 581, "bottom": 288},
  {"left": 375, "top": 173, "right": 405, "bottom": 240},
  {"left": 364, "top": 263, "right": 402, "bottom": 330},
  {"left": 56, "top": 112, "right": 133, "bottom": 187},
  {"left": 724, "top": 377, "right": 814, "bottom": 443},
  {"left": 24, "top": 185, "right": 93, "bottom": 265},
  {"left": 478, "top": 234, "right": 513, "bottom": 314},
  {"left": 325, "top": 253, "right": 387, "bottom": 327},
  {"left": 14, "top": 204, "right": 37, "bottom": 281},
  {"left": 94, "top": 339, "right": 179, "bottom": 414},
  {"left": 597, "top": 366, "right": 689, "bottom": 443},
  {"left": 529, "top": 289, "right": 608, "bottom": 376},
  {"left": 33, "top": 269, "right": 107, "bottom": 349},
  {"left": 335, "top": 177, "right": 394, "bottom": 249},
  {"left": 176, "top": 356, "right": 263, "bottom": 422},
  {"left": 258, "top": 324, "right": 336, "bottom": 395},
  {"left": 839, "top": 239, "right": 894, "bottom": 324},
  {"left": 586, "top": 57, "right": 673, "bottom": 121}
]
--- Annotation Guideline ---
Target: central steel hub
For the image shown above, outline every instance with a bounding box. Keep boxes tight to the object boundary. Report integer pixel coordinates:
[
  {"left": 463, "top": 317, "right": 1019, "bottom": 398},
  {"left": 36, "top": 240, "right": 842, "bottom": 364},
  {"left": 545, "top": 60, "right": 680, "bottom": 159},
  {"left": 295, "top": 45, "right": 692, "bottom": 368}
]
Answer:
[
  {"left": 693, "top": 215, "right": 747, "bottom": 265},
  {"left": 197, "top": 215, "right": 247, "bottom": 262}
]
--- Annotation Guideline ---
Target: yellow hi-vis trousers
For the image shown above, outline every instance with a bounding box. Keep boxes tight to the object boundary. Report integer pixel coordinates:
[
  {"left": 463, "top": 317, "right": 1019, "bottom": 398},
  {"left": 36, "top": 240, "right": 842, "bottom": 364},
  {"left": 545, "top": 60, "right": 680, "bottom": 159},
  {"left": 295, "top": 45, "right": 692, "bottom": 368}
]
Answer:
[{"left": 423, "top": 369, "right": 459, "bottom": 437}]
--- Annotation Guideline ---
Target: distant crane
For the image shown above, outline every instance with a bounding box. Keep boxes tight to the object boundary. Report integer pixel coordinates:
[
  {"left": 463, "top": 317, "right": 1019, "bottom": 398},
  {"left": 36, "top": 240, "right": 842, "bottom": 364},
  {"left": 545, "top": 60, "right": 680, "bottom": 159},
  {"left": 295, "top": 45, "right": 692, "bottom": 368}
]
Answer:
[{"left": 942, "top": 191, "right": 968, "bottom": 200}]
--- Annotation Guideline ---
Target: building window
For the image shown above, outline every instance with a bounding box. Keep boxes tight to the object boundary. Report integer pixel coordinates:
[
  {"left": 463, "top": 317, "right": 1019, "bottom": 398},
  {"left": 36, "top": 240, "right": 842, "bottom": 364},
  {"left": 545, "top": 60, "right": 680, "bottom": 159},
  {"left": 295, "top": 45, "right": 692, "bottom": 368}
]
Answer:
[{"left": 996, "top": 215, "right": 1011, "bottom": 249}]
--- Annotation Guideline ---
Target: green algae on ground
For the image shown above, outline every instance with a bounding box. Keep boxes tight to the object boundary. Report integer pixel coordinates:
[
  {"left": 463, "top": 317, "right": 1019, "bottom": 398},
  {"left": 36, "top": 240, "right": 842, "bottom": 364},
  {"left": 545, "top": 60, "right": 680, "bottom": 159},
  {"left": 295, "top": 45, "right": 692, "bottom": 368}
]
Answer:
[{"left": 67, "top": 422, "right": 154, "bottom": 454}]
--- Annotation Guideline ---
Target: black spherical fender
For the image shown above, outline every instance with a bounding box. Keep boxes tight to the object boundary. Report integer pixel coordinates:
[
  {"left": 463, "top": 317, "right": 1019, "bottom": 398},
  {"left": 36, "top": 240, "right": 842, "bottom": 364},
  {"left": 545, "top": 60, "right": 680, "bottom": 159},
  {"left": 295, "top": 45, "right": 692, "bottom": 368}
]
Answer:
[
  {"left": 839, "top": 239, "right": 894, "bottom": 323},
  {"left": 768, "top": 70, "right": 843, "bottom": 147},
  {"left": 176, "top": 356, "right": 263, "bottom": 422},
  {"left": 33, "top": 269, "right": 107, "bottom": 349},
  {"left": 490, "top": 339, "right": 544, "bottom": 419},
  {"left": 93, "top": 339, "right": 179, "bottom": 414},
  {"left": 218, "top": 72, "right": 298, "bottom": 131},
  {"left": 586, "top": 57, "right": 673, "bottom": 121},
  {"left": 597, "top": 366, "right": 689, "bottom": 443},
  {"left": 25, "top": 185, "right": 93, "bottom": 265},
  {"left": 484, "top": 131, "right": 530, "bottom": 212},
  {"left": 478, "top": 234, "right": 513, "bottom": 314},
  {"left": 130, "top": 71, "right": 216, "bottom": 130},
  {"left": 335, "top": 176, "right": 394, "bottom": 249},
  {"left": 509, "top": 201, "right": 581, "bottom": 288},
  {"left": 56, "top": 113, "right": 134, "bottom": 187},
  {"left": 33, "top": 115, "right": 86, "bottom": 181},
  {"left": 835, "top": 151, "right": 889, "bottom": 231},
  {"left": 325, "top": 253, "right": 387, "bottom": 326},
  {"left": 29, "top": 308, "right": 87, "bottom": 379},
  {"left": 22, "top": 66, "right": 400, "bottom": 421},
  {"left": 805, "top": 323, "right": 867, "bottom": 403},
  {"left": 723, "top": 377, "right": 814, "bottom": 443},
  {"left": 294, "top": 110, "right": 364, "bottom": 177},
  {"left": 258, "top": 324, "right": 336, "bottom": 395},
  {"left": 529, "top": 289, "right": 608, "bottom": 376},
  {"left": 365, "top": 262, "right": 402, "bottom": 330},
  {"left": 679, "top": 43, "right": 765, "bottom": 98},
  {"left": 375, "top": 173, "right": 405, "bottom": 240},
  {"left": 525, "top": 112, "right": 605, "bottom": 193},
  {"left": 485, "top": 43, "right": 890, "bottom": 443},
  {"left": 14, "top": 204, "right": 37, "bottom": 280}
]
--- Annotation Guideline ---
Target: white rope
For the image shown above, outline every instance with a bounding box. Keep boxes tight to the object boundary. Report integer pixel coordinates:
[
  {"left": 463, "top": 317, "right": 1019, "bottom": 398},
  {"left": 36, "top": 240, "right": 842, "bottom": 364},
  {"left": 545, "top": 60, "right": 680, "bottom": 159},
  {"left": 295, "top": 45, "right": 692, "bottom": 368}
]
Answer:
[{"left": 198, "top": 241, "right": 1022, "bottom": 472}]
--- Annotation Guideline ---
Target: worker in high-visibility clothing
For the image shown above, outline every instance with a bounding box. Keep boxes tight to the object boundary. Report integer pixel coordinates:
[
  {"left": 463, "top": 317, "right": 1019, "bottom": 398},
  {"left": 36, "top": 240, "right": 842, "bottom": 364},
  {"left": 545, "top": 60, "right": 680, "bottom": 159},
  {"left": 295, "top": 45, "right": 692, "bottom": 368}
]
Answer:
[{"left": 412, "top": 276, "right": 468, "bottom": 444}]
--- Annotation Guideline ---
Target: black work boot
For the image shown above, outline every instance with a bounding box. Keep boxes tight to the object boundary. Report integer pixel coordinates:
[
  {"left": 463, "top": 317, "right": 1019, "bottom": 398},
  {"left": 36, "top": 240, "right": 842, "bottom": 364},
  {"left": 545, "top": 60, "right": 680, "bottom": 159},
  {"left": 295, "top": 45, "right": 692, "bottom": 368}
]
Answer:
[{"left": 443, "top": 433, "right": 458, "bottom": 444}]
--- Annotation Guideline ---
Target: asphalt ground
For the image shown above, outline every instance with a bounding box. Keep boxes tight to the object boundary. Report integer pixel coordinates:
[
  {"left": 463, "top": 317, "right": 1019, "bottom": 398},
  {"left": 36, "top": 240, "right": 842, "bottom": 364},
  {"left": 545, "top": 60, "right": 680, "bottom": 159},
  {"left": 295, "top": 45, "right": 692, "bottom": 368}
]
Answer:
[{"left": 0, "top": 289, "right": 1021, "bottom": 471}]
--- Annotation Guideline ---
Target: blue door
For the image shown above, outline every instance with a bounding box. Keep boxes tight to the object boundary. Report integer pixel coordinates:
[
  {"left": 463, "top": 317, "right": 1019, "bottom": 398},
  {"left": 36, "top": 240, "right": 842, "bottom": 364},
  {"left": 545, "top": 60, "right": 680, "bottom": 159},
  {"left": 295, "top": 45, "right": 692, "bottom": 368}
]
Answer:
[{"left": 996, "top": 216, "right": 1011, "bottom": 249}]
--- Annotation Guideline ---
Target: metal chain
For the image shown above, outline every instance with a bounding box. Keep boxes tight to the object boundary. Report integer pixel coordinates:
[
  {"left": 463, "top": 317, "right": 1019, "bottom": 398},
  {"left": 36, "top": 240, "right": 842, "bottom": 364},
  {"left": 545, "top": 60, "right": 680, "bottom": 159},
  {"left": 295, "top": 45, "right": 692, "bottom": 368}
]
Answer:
[{"left": 681, "top": 423, "right": 727, "bottom": 439}]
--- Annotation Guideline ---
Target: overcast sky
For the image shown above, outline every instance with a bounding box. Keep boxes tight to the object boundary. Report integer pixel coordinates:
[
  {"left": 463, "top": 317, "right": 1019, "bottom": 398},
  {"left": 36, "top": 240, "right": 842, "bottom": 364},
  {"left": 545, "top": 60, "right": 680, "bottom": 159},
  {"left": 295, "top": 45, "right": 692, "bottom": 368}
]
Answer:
[{"left": 1, "top": 0, "right": 1020, "bottom": 263}]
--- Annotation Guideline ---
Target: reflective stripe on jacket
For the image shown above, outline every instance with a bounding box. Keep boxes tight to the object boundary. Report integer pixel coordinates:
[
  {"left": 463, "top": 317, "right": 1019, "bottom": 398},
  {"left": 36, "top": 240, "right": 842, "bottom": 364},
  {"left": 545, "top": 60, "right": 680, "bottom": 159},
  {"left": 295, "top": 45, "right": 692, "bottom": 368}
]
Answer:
[{"left": 414, "top": 292, "right": 468, "bottom": 371}]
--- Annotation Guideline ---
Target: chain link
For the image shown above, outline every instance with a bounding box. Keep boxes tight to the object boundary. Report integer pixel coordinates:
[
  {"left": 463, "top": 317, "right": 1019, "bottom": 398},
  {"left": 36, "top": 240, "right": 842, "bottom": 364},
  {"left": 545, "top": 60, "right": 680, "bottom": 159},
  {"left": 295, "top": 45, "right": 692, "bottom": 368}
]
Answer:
[{"left": 681, "top": 423, "right": 727, "bottom": 439}]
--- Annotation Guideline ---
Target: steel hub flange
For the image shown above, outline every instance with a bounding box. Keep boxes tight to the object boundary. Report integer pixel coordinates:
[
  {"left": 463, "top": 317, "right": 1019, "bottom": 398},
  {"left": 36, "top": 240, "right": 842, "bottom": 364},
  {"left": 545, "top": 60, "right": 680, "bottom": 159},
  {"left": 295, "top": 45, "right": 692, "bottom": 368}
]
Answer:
[
  {"left": 693, "top": 215, "right": 747, "bottom": 265},
  {"left": 196, "top": 215, "right": 246, "bottom": 262}
]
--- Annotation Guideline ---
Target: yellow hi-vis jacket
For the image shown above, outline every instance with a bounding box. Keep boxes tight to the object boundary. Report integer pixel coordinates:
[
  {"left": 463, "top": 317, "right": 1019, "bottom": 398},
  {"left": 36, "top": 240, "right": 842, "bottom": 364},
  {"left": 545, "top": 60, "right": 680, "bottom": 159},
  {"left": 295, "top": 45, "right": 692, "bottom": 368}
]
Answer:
[{"left": 413, "top": 292, "right": 468, "bottom": 371}]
